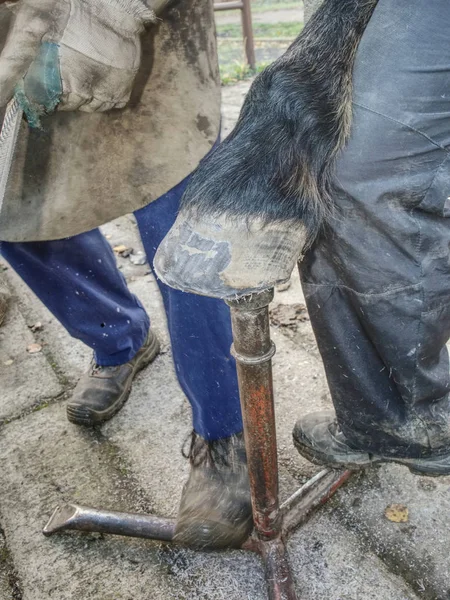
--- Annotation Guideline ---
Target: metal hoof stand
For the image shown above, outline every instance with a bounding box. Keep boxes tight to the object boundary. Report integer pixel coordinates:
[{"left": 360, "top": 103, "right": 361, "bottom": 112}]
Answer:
[{"left": 44, "top": 289, "right": 351, "bottom": 600}]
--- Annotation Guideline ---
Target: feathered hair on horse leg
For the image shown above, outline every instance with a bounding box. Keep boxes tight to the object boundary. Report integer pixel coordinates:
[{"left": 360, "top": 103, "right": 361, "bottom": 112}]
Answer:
[
  {"left": 181, "top": 0, "right": 379, "bottom": 245},
  {"left": 154, "top": 0, "right": 379, "bottom": 298}
]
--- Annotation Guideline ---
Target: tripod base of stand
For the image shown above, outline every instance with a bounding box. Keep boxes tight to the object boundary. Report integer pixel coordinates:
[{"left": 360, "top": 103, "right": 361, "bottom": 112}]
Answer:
[
  {"left": 43, "top": 289, "right": 351, "bottom": 599},
  {"left": 44, "top": 468, "right": 351, "bottom": 599}
]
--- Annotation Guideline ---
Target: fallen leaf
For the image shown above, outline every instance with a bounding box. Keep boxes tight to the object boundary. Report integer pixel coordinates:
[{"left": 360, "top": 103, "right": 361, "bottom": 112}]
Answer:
[
  {"left": 27, "top": 343, "right": 42, "bottom": 354},
  {"left": 113, "top": 244, "right": 128, "bottom": 253},
  {"left": 29, "top": 321, "right": 43, "bottom": 333},
  {"left": 3, "top": 359, "right": 13, "bottom": 366},
  {"left": 385, "top": 504, "right": 409, "bottom": 523},
  {"left": 119, "top": 248, "right": 133, "bottom": 258}
]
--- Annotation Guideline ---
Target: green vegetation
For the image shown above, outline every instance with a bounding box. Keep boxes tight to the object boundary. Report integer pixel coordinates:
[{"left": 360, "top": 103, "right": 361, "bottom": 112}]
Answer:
[
  {"left": 216, "top": 0, "right": 304, "bottom": 86},
  {"left": 251, "top": 2, "right": 301, "bottom": 12},
  {"left": 217, "top": 21, "right": 302, "bottom": 39},
  {"left": 219, "top": 61, "right": 270, "bottom": 86},
  {"left": 217, "top": 20, "right": 302, "bottom": 85}
]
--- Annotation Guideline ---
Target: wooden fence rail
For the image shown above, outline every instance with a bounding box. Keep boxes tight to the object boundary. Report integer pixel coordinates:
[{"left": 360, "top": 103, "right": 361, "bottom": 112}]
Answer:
[{"left": 214, "top": 0, "right": 256, "bottom": 69}]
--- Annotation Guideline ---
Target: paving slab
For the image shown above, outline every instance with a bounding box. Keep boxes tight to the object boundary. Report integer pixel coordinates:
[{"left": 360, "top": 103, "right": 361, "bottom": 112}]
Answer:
[
  {"left": 288, "top": 511, "right": 418, "bottom": 600},
  {"left": 0, "top": 404, "right": 167, "bottom": 600},
  {"left": 0, "top": 403, "right": 265, "bottom": 600},
  {"left": 0, "top": 394, "right": 422, "bottom": 600},
  {"left": 0, "top": 526, "right": 18, "bottom": 600},
  {"left": 332, "top": 465, "right": 450, "bottom": 599},
  {"left": 0, "top": 300, "right": 62, "bottom": 422}
]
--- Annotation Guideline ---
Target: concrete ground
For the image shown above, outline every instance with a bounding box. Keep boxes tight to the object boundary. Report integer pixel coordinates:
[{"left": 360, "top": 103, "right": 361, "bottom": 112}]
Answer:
[{"left": 0, "top": 80, "right": 448, "bottom": 600}]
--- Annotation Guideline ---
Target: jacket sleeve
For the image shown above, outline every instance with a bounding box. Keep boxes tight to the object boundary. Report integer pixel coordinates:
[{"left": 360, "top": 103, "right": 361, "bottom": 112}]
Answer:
[{"left": 146, "top": 0, "right": 177, "bottom": 15}]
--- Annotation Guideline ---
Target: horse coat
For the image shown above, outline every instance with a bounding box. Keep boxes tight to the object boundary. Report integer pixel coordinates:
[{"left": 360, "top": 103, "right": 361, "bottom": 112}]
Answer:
[
  {"left": 0, "top": 0, "right": 221, "bottom": 242},
  {"left": 154, "top": 0, "right": 381, "bottom": 298}
]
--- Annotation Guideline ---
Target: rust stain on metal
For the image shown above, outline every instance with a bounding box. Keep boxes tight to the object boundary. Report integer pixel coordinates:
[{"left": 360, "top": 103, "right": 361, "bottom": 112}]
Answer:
[
  {"left": 228, "top": 290, "right": 281, "bottom": 539},
  {"left": 319, "top": 469, "right": 352, "bottom": 506}
]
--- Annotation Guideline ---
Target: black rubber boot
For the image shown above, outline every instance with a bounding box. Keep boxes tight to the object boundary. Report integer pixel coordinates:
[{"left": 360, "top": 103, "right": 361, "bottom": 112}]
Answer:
[
  {"left": 66, "top": 330, "right": 160, "bottom": 426},
  {"left": 293, "top": 411, "right": 450, "bottom": 477},
  {"left": 174, "top": 431, "right": 253, "bottom": 549}
]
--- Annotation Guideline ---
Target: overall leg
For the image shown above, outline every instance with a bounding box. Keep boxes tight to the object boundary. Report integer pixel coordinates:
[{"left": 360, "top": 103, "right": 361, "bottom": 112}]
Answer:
[
  {"left": 135, "top": 178, "right": 243, "bottom": 442},
  {"left": 1, "top": 230, "right": 149, "bottom": 365},
  {"left": 296, "top": 0, "right": 450, "bottom": 466},
  {"left": 135, "top": 178, "right": 251, "bottom": 548},
  {"left": 1, "top": 230, "right": 159, "bottom": 425}
]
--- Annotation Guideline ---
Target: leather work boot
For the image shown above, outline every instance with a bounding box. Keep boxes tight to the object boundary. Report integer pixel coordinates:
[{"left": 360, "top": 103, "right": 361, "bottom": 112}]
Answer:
[
  {"left": 293, "top": 410, "right": 450, "bottom": 477},
  {"left": 174, "top": 431, "right": 253, "bottom": 549},
  {"left": 67, "top": 330, "right": 160, "bottom": 426}
]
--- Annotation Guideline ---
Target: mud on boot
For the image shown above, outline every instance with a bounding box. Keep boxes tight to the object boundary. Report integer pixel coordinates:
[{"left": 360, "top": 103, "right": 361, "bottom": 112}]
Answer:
[
  {"left": 293, "top": 410, "right": 450, "bottom": 477},
  {"left": 67, "top": 329, "right": 160, "bottom": 426},
  {"left": 174, "top": 431, "right": 253, "bottom": 549}
]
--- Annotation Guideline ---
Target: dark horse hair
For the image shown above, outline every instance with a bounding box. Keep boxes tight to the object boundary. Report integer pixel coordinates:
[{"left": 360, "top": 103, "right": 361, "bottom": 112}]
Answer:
[{"left": 180, "top": 0, "right": 379, "bottom": 246}]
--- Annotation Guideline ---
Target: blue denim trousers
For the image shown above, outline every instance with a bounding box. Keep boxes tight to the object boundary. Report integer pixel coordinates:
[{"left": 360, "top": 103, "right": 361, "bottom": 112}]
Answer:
[{"left": 1, "top": 175, "right": 243, "bottom": 441}]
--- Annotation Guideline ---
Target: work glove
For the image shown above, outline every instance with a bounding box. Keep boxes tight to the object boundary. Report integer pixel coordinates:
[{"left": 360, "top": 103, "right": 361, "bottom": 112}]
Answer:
[{"left": 0, "top": 0, "right": 160, "bottom": 122}]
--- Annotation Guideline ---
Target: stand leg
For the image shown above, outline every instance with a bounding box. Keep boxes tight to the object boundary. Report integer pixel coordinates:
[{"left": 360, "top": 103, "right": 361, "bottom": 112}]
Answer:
[
  {"left": 226, "top": 289, "right": 297, "bottom": 600},
  {"left": 43, "top": 289, "right": 351, "bottom": 600},
  {"left": 43, "top": 504, "right": 175, "bottom": 541}
]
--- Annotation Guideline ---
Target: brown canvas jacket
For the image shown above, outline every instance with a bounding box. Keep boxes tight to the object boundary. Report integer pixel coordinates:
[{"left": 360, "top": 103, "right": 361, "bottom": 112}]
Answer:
[{"left": 0, "top": 0, "right": 221, "bottom": 241}]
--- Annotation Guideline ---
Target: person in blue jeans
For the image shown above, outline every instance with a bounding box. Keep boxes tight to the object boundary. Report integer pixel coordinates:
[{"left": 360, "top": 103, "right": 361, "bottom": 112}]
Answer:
[
  {"left": 1, "top": 175, "right": 253, "bottom": 549},
  {"left": 0, "top": 0, "right": 253, "bottom": 550}
]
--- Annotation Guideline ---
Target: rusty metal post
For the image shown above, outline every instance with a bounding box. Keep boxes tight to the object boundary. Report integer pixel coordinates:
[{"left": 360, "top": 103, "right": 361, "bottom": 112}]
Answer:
[
  {"left": 227, "top": 290, "right": 279, "bottom": 538},
  {"left": 226, "top": 289, "right": 297, "bottom": 600},
  {"left": 261, "top": 538, "right": 298, "bottom": 600}
]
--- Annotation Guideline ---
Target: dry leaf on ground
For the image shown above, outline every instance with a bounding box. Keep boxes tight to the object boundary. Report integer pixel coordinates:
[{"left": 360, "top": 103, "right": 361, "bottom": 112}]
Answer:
[
  {"left": 27, "top": 343, "right": 42, "bottom": 354},
  {"left": 113, "top": 245, "right": 128, "bottom": 253},
  {"left": 29, "top": 321, "right": 43, "bottom": 332},
  {"left": 385, "top": 504, "right": 409, "bottom": 523}
]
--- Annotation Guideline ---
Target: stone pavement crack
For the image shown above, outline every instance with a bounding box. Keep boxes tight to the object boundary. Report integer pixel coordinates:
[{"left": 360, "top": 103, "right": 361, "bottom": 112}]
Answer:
[
  {"left": 327, "top": 468, "right": 447, "bottom": 600},
  {"left": 0, "top": 270, "right": 74, "bottom": 391},
  {"left": 88, "top": 427, "right": 159, "bottom": 515},
  {"left": 0, "top": 390, "right": 69, "bottom": 428},
  {"left": 0, "top": 524, "right": 23, "bottom": 600}
]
